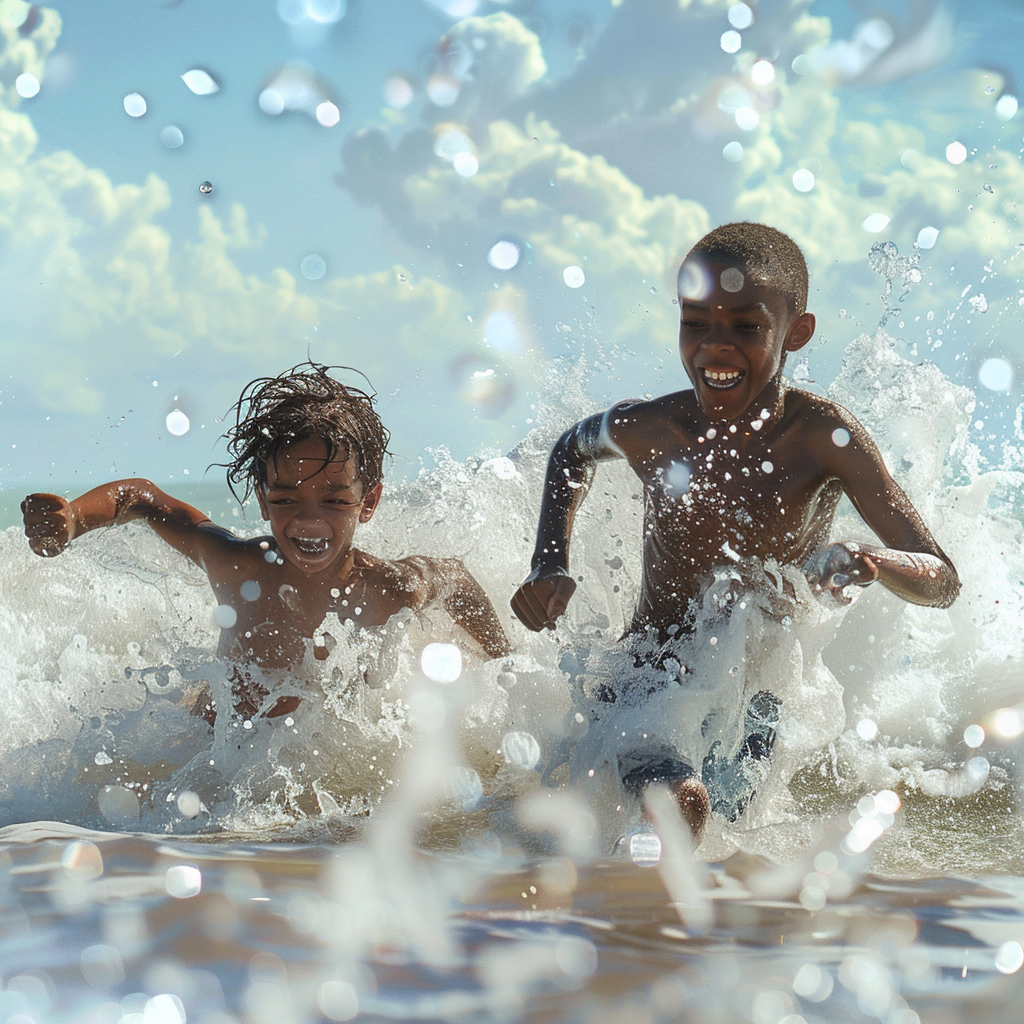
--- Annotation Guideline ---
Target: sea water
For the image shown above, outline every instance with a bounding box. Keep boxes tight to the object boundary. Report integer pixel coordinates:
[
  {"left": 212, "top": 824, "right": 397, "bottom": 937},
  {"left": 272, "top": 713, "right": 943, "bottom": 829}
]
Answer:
[{"left": 2, "top": 331, "right": 1024, "bottom": 1022}]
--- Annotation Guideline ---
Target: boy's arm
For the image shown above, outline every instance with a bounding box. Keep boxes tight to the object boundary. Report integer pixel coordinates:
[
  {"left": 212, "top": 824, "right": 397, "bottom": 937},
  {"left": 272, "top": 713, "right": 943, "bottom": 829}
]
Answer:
[
  {"left": 811, "top": 415, "right": 960, "bottom": 608},
  {"left": 22, "top": 480, "right": 234, "bottom": 567},
  {"left": 511, "top": 408, "right": 626, "bottom": 631},
  {"left": 400, "top": 556, "right": 512, "bottom": 658}
]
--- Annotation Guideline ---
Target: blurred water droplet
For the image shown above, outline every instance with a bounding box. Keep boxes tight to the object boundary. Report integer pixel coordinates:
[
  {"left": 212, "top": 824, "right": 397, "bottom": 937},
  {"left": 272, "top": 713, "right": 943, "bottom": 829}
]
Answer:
[
  {"left": 176, "top": 790, "right": 202, "bottom": 817},
  {"left": 421, "top": 642, "right": 462, "bottom": 683},
  {"left": 857, "top": 718, "right": 878, "bottom": 740},
  {"left": 124, "top": 92, "right": 147, "bottom": 117},
  {"left": 98, "top": 784, "right": 140, "bottom": 824},
  {"left": 383, "top": 75, "right": 414, "bottom": 109},
  {"left": 996, "top": 94, "right": 1018, "bottom": 121},
  {"left": 722, "top": 140, "right": 743, "bottom": 162},
  {"left": 301, "top": 254, "right": 327, "bottom": 280},
  {"left": 426, "top": 74, "right": 459, "bottom": 106},
  {"left": 996, "top": 941, "right": 1024, "bottom": 975},
  {"left": 214, "top": 604, "right": 237, "bottom": 628},
  {"left": 628, "top": 830, "right": 661, "bottom": 866},
  {"left": 160, "top": 125, "right": 184, "bottom": 149},
  {"left": 445, "top": 766, "right": 483, "bottom": 810},
  {"left": 831, "top": 427, "right": 850, "bottom": 447},
  {"left": 963, "top": 724, "right": 985, "bottom": 748},
  {"left": 945, "top": 141, "right": 967, "bottom": 165},
  {"left": 165, "top": 409, "right": 190, "bottom": 435},
  {"left": 979, "top": 357, "right": 1012, "bottom": 391},
  {"left": 735, "top": 106, "right": 759, "bottom": 130},
  {"left": 316, "top": 100, "right": 340, "bottom": 126},
  {"left": 94, "top": 750, "right": 113, "bottom": 765},
  {"left": 792, "top": 168, "right": 815, "bottom": 192},
  {"left": 968, "top": 293, "right": 989, "bottom": 314},
  {"left": 62, "top": 841, "right": 104, "bottom": 878},
  {"left": 751, "top": 59, "right": 774, "bottom": 85},
  {"left": 721, "top": 30, "right": 741, "bottom": 53},
  {"left": 259, "top": 64, "right": 338, "bottom": 121},
  {"left": 728, "top": 2, "right": 754, "bottom": 29},
  {"left": 181, "top": 68, "right": 219, "bottom": 95},
  {"left": 487, "top": 240, "right": 520, "bottom": 270},
  {"left": 862, "top": 212, "right": 890, "bottom": 232},
  {"left": 563, "top": 266, "right": 585, "bottom": 288},
  {"left": 761, "top": 460, "right": 774, "bottom": 473},
  {"left": 198, "top": 180, "right": 213, "bottom": 194},
  {"left": 501, "top": 730, "right": 541, "bottom": 769},
  {"left": 916, "top": 225, "right": 939, "bottom": 249},
  {"left": 15, "top": 72, "right": 39, "bottom": 98},
  {"left": 165, "top": 865, "right": 202, "bottom": 899}
]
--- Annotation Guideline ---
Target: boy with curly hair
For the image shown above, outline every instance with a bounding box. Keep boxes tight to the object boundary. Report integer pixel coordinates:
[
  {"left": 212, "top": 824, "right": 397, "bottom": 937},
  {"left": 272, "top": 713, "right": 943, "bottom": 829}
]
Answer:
[{"left": 23, "top": 363, "right": 511, "bottom": 720}]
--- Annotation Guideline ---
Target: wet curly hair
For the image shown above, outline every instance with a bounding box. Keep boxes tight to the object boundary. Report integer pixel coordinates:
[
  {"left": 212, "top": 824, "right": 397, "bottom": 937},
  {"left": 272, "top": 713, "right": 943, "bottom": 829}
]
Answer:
[
  {"left": 684, "top": 222, "right": 809, "bottom": 315},
  {"left": 222, "top": 362, "right": 391, "bottom": 503}
]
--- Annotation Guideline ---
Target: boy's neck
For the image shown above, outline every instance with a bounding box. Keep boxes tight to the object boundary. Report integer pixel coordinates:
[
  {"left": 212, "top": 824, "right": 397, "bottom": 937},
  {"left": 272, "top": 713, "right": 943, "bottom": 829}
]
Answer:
[{"left": 697, "top": 375, "right": 787, "bottom": 431}]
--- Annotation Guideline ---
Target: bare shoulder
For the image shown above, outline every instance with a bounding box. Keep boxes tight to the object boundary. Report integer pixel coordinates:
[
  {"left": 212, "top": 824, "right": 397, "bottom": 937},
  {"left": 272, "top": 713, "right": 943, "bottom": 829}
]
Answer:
[
  {"left": 782, "top": 388, "right": 882, "bottom": 466},
  {"left": 353, "top": 550, "right": 451, "bottom": 604},
  {"left": 605, "top": 390, "right": 697, "bottom": 449}
]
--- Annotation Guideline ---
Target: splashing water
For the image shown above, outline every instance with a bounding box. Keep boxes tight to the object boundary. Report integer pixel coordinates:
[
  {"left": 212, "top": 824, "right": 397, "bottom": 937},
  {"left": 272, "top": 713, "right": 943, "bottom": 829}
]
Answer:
[{"left": 3, "top": 334, "right": 1024, "bottom": 1020}]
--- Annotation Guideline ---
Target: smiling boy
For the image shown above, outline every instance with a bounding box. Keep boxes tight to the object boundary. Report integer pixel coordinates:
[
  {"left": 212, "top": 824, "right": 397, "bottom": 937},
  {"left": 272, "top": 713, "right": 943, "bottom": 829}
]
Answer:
[
  {"left": 511, "top": 222, "right": 960, "bottom": 839},
  {"left": 23, "top": 363, "right": 511, "bottom": 720}
]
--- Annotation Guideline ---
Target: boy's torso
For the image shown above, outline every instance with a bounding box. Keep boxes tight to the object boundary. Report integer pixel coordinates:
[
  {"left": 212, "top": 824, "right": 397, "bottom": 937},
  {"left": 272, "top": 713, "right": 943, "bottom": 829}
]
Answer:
[{"left": 610, "top": 386, "right": 845, "bottom": 631}]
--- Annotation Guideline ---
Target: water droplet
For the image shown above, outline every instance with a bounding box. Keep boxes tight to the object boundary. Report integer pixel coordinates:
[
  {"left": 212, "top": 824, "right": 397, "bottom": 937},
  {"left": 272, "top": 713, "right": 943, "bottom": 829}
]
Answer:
[
  {"left": 735, "top": 106, "right": 759, "bottom": 130},
  {"left": 315, "top": 101, "right": 340, "bottom": 127},
  {"left": 996, "top": 94, "right": 1018, "bottom": 121},
  {"left": 862, "top": 212, "right": 891, "bottom": 233},
  {"left": 94, "top": 750, "right": 113, "bottom": 766},
  {"left": 969, "top": 293, "right": 989, "bottom": 314},
  {"left": 165, "top": 865, "right": 202, "bottom": 899},
  {"left": 963, "top": 724, "right": 985, "bottom": 748},
  {"left": 453, "top": 151, "right": 478, "bottom": 176},
  {"left": 856, "top": 718, "right": 878, "bottom": 740},
  {"left": 421, "top": 642, "right": 462, "bottom": 683},
  {"left": 720, "top": 267, "right": 745, "bottom": 292},
  {"left": 15, "top": 73, "right": 40, "bottom": 99},
  {"left": 160, "top": 125, "right": 185, "bottom": 149},
  {"left": 720, "top": 29, "right": 741, "bottom": 53},
  {"left": 945, "top": 141, "right": 967, "bottom": 165},
  {"left": 124, "top": 92, "right": 147, "bottom": 117},
  {"left": 198, "top": 180, "right": 213, "bottom": 195},
  {"left": 301, "top": 254, "right": 327, "bottom": 280},
  {"left": 181, "top": 69, "right": 219, "bottom": 95},
  {"left": 501, "top": 730, "right": 541, "bottom": 769},
  {"left": 241, "top": 580, "right": 261, "bottom": 601},
  {"left": 761, "top": 460, "right": 774, "bottom": 473},
  {"left": 831, "top": 427, "right": 850, "bottom": 447},
  {"left": 727, "top": 2, "right": 753, "bottom": 29},
  {"left": 166, "top": 409, "right": 190, "bottom": 436},
  {"left": 722, "top": 140, "right": 743, "bottom": 162},
  {"left": 383, "top": 75, "right": 414, "bottom": 109},
  {"left": 563, "top": 266, "right": 585, "bottom": 288},
  {"left": 792, "top": 168, "right": 815, "bottom": 192},
  {"left": 628, "top": 830, "right": 662, "bottom": 866},
  {"left": 751, "top": 59, "right": 774, "bottom": 86},
  {"left": 978, "top": 357, "right": 1012, "bottom": 391},
  {"left": 213, "top": 604, "right": 238, "bottom": 629},
  {"left": 176, "top": 790, "right": 202, "bottom": 817}
]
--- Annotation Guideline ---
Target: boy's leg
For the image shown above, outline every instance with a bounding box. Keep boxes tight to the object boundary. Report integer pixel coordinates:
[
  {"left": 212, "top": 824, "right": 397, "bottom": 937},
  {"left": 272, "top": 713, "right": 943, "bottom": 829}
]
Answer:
[
  {"left": 701, "top": 690, "right": 781, "bottom": 822},
  {"left": 619, "top": 744, "right": 709, "bottom": 843}
]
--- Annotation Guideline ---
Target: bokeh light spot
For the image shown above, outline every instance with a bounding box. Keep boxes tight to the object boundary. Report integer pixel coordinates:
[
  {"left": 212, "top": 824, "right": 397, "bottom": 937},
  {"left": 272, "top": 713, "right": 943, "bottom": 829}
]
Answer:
[
  {"left": 124, "top": 92, "right": 147, "bottom": 117},
  {"left": 862, "top": 212, "right": 890, "bottom": 232},
  {"left": 487, "top": 240, "right": 520, "bottom": 270},
  {"left": 165, "top": 409, "right": 190, "bottom": 436},
  {"left": 751, "top": 59, "right": 775, "bottom": 86},
  {"left": 316, "top": 101, "right": 340, "bottom": 126},
  {"left": 160, "top": 125, "right": 184, "bottom": 149},
  {"left": 721, "top": 30, "right": 741, "bottom": 53},
  {"left": 181, "top": 69, "right": 219, "bottom": 95},
  {"left": 301, "top": 254, "right": 327, "bottom": 280},
  {"left": 629, "top": 831, "right": 661, "bottom": 866},
  {"left": 735, "top": 106, "right": 759, "bottom": 130},
  {"left": 722, "top": 141, "right": 743, "bottom": 162},
  {"left": 214, "top": 604, "right": 237, "bottom": 629},
  {"left": 792, "top": 168, "right": 815, "bottom": 192},
  {"left": 720, "top": 267, "right": 744, "bottom": 292},
  {"left": 831, "top": 427, "right": 850, "bottom": 447},
  {"left": 945, "top": 141, "right": 967, "bottom": 165},
  {"left": 916, "top": 226, "right": 939, "bottom": 249},
  {"left": 501, "top": 730, "right": 540, "bottom": 769},
  {"left": 165, "top": 865, "right": 202, "bottom": 899},
  {"left": 856, "top": 718, "right": 878, "bottom": 740},
  {"left": 563, "top": 266, "right": 585, "bottom": 288},
  {"left": 979, "top": 357, "right": 1013, "bottom": 391},
  {"left": 383, "top": 76, "right": 414, "bottom": 109},
  {"left": 727, "top": 3, "right": 754, "bottom": 29},
  {"left": 963, "top": 724, "right": 985, "bottom": 748},
  {"left": 453, "top": 151, "right": 478, "bottom": 176},
  {"left": 996, "top": 94, "right": 1018, "bottom": 121},
  {"left": 996, "top": 942, "right": 1024, "bottom": 975},
  {"left": 421, "top": 642, "right": 462, "bottom": 683},
  {"left": 15, "top": 73, "right": 39, "bottom": 98}
]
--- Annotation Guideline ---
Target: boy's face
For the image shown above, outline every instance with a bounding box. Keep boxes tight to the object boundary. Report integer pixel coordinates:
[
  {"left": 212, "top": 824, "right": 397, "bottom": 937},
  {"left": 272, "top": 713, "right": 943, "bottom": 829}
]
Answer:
[
  {"left": 677, "top": 257, "right": 815, "bottom": 422},
  {"left": 256, "top": 436, "right": 381, "bottom": 576}
]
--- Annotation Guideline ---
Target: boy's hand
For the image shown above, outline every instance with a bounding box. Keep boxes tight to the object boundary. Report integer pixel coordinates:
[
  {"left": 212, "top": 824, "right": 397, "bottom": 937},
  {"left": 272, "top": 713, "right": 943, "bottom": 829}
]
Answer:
[
  {"left": 22, "top": 493, "right": 77, "bottom": 557},
  {"left": 511, "top": 567, "right": 577, "bottom": 631},
  {"left": 803, "top": 541, "right": 878, "bottom": 601}
]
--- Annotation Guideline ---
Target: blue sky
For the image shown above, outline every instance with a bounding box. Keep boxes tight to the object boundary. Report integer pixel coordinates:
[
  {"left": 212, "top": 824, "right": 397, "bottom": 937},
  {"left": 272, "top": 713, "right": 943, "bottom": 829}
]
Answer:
[{"left": 1, "top": 0, "right": 1023, "bottom": 497}]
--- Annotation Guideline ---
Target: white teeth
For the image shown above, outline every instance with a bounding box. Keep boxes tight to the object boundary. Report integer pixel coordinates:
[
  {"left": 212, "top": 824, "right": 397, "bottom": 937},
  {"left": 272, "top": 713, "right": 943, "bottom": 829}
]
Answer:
[
  {"left": 703, "top": 369, "right": 743, "bottom": 389},
  {"left": 293, "top": 538, "right": 329, "bottom": 555}
]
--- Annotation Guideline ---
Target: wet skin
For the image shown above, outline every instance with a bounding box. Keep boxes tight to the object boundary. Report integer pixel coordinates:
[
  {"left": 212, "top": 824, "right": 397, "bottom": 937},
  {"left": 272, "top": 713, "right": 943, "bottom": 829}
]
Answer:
[
  {"left": 24, "top": 438, "right": 510, "bottom": 718},
  {"left": 511, "top": 257, "right": 960, "bottom": 637}
]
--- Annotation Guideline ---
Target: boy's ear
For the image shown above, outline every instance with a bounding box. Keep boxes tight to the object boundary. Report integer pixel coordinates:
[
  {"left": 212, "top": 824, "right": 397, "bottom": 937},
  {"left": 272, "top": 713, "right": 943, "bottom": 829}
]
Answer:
[
  {"left": 783, "top": 311, "right": 816, "bottom": 353},
  {"left": 359, "top": 481, "right": 383, "bottom": 523}
]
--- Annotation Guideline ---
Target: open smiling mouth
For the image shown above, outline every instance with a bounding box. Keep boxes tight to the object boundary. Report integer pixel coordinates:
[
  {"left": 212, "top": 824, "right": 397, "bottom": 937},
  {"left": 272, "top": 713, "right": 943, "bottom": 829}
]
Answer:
[
  {"left": 702, "top": 368, "right": 744, "bottom": 390},
  {"left": 291, "top": 538, "right": 330, "bottom": 556}
]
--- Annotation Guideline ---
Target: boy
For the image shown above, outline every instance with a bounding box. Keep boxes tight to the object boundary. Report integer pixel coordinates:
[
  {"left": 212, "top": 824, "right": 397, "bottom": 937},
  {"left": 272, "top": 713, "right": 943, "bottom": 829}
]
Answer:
[
  {"left": 511, "top": 223, "right": 960, "bottom": 839},
  {"left": 23, "top": 363, "right": 511, "bottom": 721}
]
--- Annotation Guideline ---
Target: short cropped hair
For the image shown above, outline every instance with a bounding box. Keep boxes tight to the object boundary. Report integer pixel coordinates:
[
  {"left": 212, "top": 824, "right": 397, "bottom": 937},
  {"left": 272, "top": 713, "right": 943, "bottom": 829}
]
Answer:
[
  {"left": 684, "top": 222, "right": 809, "bottom": 315},
  {"left": 223, "top": 362, "right": 391, "bottom": 503}
]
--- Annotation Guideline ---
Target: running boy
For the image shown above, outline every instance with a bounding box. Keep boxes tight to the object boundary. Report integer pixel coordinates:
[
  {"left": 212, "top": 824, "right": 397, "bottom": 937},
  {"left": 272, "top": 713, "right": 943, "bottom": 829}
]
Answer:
[
  {"left": 511, "top": 222, "right": 960, "bottom": 837},
  {"left": 24, "top": 363, "right": 511, "bottom": 720}
]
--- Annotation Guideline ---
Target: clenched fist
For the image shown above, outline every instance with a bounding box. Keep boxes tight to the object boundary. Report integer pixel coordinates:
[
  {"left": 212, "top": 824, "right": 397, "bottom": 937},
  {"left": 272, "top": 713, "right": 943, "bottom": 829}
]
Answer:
[{"left": 22, "top": 493, "right": 76, "bottom": 557}]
